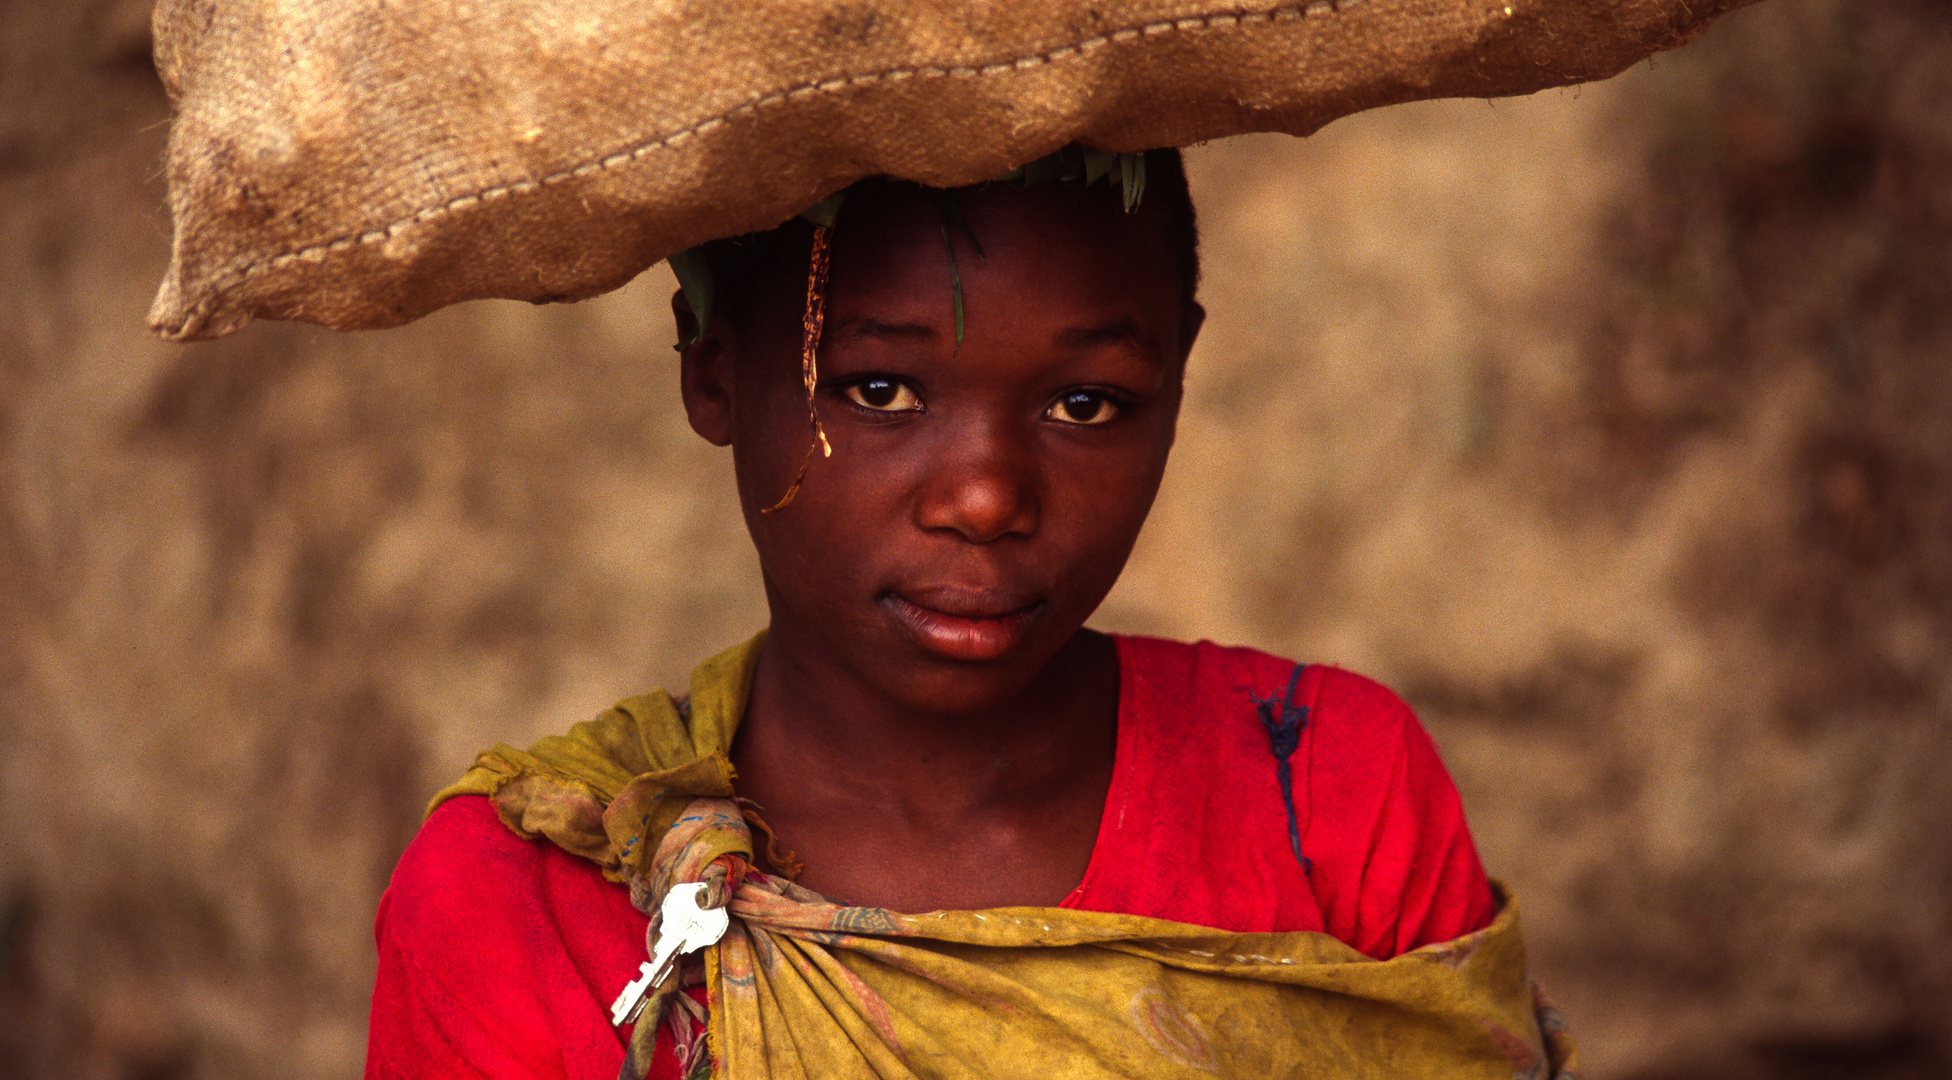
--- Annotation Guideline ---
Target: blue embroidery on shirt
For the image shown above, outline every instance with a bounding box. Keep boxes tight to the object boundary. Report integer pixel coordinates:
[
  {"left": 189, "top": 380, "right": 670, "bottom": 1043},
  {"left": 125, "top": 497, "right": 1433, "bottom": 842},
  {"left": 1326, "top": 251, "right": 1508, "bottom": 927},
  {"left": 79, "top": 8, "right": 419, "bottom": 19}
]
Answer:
[{"left": 1251, "top": 664, "right": 1312, "bottom": 874}]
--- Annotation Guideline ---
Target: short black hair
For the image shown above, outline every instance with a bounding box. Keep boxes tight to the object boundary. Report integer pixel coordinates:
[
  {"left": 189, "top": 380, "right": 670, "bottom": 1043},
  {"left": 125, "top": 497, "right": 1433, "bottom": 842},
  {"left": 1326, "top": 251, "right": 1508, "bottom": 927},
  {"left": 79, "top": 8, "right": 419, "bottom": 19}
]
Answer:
[{"left": 693, "top": 147, "right": 1200, "bottom": 334}]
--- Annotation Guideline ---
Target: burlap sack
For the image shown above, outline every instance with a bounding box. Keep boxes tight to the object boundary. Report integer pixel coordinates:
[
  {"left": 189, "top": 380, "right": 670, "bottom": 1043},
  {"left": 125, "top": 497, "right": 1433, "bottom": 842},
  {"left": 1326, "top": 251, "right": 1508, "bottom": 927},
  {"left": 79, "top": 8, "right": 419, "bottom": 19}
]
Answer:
[{"left": 148, "top": 0, "right": 1756, "bottom": 342}]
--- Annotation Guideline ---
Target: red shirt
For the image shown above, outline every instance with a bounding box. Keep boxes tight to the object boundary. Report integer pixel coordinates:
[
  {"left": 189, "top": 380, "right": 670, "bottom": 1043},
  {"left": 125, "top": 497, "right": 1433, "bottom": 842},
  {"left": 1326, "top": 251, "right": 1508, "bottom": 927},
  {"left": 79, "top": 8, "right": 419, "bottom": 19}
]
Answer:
[{"left": 366, "top": 636, "right": 1495, "bottom": 1080}]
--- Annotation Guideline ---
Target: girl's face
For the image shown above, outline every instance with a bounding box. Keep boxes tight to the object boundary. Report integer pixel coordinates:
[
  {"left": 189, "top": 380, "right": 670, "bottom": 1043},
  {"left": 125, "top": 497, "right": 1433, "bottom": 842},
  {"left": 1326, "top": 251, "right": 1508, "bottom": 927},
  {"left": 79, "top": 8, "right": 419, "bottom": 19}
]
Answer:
[{"left": 681, "top": 181, "right": 1199, "bottom": 716}]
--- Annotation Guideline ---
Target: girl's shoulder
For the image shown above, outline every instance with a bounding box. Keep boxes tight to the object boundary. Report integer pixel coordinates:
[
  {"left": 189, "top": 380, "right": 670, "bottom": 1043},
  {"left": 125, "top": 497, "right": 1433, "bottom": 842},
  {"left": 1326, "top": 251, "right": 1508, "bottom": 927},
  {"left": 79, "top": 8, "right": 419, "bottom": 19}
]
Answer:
[
  {"left": 369, "top": 795, "right": 651, "bottom": 1079},
  {"left": 1095, "top": 634, "right": 1495, "bottom": 956},
  {"left": 1111, "top": 633, "right": 1427, "bottom": 750}
]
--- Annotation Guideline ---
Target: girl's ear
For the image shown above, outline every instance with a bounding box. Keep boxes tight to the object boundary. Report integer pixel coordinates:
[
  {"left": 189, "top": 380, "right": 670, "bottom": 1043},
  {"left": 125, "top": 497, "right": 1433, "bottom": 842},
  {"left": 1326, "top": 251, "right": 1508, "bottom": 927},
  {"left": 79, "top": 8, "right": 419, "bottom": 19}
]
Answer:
[{"left": 676, "top": 290, "right": 735, "bottom": 447}]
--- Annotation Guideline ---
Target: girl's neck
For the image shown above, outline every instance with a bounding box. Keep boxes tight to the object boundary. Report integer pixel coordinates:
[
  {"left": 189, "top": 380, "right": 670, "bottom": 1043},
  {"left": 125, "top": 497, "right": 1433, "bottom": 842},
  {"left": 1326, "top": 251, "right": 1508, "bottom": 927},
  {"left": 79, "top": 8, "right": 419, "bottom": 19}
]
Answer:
[
  {"left": 737, "top": 626, "right": 1118, "bottom": 817},
  {"left": 726, "top": 626, "right": 1120, "bottom": 910}
]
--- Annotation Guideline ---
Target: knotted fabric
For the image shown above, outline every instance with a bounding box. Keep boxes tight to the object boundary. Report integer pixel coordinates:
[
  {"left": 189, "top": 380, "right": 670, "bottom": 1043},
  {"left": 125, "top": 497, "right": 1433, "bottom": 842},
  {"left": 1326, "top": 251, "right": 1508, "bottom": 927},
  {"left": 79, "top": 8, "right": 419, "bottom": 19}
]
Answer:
[{"left": 432, "top": 635, "right": 1578, "bottom": 1080}]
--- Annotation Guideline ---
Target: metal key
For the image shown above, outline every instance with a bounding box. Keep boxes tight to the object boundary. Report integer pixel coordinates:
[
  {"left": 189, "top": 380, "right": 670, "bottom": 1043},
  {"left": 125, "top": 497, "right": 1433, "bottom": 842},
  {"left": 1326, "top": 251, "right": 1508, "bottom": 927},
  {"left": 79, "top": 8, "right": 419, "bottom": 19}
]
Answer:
[{"left": 608, "top": 882, "right": 731, "bottom": 1026}]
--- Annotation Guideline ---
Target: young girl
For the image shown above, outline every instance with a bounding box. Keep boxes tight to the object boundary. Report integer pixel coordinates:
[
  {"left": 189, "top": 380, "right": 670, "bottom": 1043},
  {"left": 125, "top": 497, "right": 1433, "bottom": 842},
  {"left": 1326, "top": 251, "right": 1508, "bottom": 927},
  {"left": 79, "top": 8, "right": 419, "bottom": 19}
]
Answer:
[{"left": 364, "top": 151, "right": 1565, "bottom": 1080}]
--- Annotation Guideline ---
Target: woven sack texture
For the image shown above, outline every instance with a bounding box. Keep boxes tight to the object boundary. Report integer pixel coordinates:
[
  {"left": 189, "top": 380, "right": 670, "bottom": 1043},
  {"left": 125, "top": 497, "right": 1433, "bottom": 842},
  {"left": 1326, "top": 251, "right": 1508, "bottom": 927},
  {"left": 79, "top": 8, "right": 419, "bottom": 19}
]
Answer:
[{"left": 148, "top": 0, "right": 1758, "bottom": 341}]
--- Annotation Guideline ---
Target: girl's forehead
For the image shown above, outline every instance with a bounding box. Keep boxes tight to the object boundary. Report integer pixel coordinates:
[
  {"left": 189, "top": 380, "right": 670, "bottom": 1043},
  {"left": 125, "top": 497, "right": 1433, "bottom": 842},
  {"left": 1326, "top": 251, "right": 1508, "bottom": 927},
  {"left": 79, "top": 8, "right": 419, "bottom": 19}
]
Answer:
[
  {"left": 823, "top": 183, "right": 1184, "bottom": 316},
  {"left": 719, "top": 174, "right": 1195, "bottom": 385}
]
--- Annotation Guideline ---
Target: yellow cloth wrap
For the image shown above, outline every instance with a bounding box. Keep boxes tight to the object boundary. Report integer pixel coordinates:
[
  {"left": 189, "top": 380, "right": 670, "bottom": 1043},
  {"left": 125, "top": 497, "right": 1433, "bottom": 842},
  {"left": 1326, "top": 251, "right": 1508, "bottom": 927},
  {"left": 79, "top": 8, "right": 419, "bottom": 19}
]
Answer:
[
  {"left": 430, "top": 632, "right": 765, "bottom": 884},
  {"left": 433, "top": 634, "right": 1579, "bottom": 1080}
]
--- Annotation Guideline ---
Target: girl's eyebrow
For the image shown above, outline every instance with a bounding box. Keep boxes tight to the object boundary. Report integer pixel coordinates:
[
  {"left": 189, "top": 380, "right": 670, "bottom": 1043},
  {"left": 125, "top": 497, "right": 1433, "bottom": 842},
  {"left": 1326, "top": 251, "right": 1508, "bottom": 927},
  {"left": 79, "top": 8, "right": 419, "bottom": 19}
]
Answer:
[
  {"left": 1054, "top": 318, "right": 1161, "bottom": 362},
  {"left": 828, "top": 316, "right": 939, "bottom": 344},
  {"left": 827, "top": 314, "right": 1161, "bottom": 362}
]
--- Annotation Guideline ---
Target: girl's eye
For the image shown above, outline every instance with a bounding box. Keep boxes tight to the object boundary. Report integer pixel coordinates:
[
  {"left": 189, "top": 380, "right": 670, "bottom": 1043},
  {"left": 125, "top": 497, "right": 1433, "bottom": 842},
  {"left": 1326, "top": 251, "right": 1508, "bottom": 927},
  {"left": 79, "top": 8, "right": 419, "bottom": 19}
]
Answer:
[
  {"left": 844, "top": 378, "right": 922, "bottom": 412},
  {"left": 1046, "top": 390, "right": 1119, "bottom": 426}
]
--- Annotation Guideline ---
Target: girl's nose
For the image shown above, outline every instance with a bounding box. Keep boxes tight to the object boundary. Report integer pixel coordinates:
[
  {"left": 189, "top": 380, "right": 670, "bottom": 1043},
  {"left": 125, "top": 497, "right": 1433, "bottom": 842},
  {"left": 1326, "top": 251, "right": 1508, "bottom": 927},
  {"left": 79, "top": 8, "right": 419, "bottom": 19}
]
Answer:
[{"left": 914, "top": 425, "right": 1040, "bottom": 544}]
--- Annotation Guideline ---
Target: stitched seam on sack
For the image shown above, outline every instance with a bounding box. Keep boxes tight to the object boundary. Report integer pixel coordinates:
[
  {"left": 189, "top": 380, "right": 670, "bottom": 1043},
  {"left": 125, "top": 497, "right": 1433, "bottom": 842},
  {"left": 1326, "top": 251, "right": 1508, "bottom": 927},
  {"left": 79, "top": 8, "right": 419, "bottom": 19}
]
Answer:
[{"left": 173, "top": 0, "right": 1363, "bottom": 330}]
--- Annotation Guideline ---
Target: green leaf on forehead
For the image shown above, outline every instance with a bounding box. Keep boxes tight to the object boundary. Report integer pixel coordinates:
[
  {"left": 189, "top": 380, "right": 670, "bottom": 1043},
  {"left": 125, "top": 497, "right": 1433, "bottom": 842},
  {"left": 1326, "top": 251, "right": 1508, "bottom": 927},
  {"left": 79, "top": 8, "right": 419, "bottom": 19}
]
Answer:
[
  {"left": 931, "top": 190, "right": 981, "bottom": 350},
  {"left": 669, "top": 247, "right": 714, "bottom": 349},
  {"left": 1120, "top": 153, "right": 1146, "bottom": 213},
  {"left": 932, "top": 190, "right": 985, "bottom": 259},
  {"left": 938, "top": 220, "right": 966, "bottom": 350}
]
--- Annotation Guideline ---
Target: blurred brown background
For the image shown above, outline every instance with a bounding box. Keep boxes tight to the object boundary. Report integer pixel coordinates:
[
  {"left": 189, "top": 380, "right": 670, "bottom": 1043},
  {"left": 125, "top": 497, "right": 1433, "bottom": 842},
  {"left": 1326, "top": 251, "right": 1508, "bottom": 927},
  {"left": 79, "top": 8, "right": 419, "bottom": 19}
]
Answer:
[{"left": 3, "top": 0, "right": 1949, "bottom": 1076}]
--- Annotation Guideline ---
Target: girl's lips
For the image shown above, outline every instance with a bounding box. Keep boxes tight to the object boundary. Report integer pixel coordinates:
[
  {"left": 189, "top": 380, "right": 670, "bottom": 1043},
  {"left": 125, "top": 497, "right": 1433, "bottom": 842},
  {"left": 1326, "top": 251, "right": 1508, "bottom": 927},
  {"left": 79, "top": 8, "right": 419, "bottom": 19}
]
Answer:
[{"left": 881, "top": 592, "right": 1044, "bottom": 662}]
